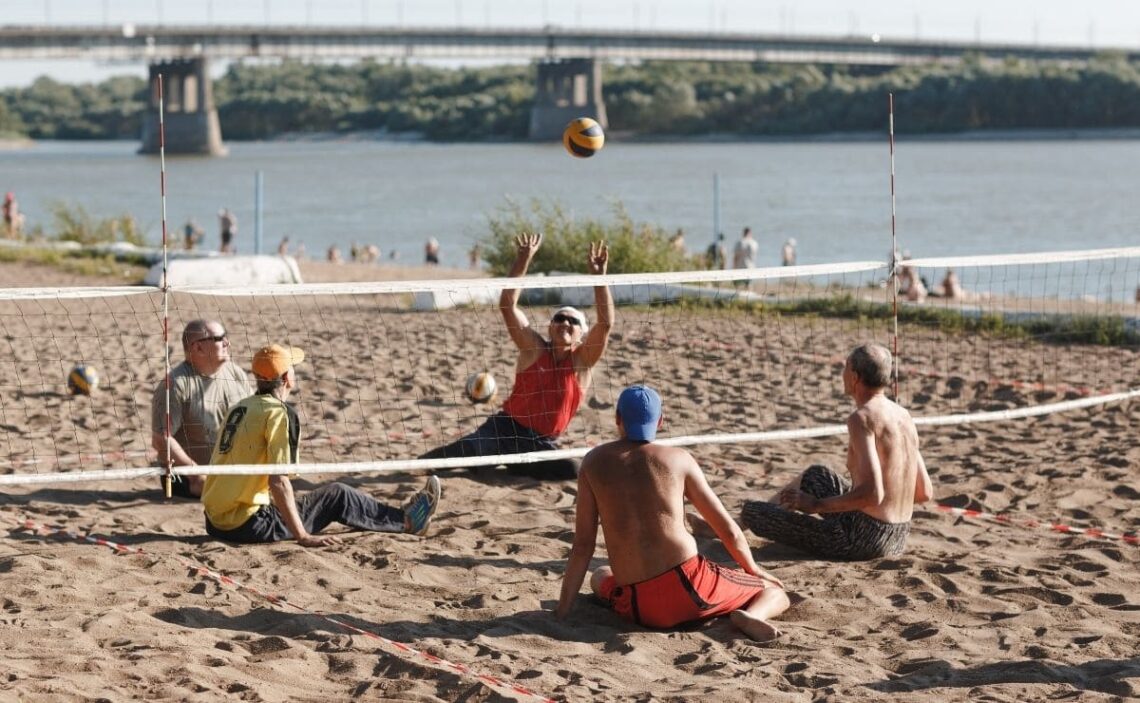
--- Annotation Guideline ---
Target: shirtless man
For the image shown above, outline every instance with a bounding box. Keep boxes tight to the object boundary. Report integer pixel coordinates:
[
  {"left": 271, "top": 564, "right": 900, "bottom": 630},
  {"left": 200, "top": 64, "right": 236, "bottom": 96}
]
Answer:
[
  {"left": 420, "top": 232, "right": 613, "bottom": 479},
  {"left": 736, "top": 343, "right": 933, "bottom": 560},
  {"left": 556, "top": 385, "right": 789, "bottom": 641}
]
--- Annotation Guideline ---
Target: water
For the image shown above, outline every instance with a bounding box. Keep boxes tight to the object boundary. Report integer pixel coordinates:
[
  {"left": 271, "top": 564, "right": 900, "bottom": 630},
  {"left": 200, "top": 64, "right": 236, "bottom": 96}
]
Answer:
[{"left": 3, "top": 137, "right": 1139, "bottom": 269}]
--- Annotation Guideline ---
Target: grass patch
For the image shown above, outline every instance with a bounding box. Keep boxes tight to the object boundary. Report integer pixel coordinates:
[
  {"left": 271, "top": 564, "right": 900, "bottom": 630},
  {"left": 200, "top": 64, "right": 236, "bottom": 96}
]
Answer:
[
  {"left": 0, "top": 246, "right": 149, "bottom": 281},
  {"left": 644, "top": 292, "right": 1138, "bottom": 348}
]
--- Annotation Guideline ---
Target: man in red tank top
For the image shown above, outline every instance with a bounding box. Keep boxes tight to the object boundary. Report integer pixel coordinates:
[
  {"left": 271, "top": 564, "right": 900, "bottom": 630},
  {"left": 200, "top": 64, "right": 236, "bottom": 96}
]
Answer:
[{"left": 420, "top": 233, "right": 614, "bottom": 479}]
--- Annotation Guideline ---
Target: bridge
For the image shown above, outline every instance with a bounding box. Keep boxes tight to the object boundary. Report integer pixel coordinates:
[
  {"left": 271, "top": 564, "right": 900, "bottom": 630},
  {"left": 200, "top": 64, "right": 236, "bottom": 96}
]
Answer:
[{"left": 2, "top": 24, "right": 1127, "bottom": 154}]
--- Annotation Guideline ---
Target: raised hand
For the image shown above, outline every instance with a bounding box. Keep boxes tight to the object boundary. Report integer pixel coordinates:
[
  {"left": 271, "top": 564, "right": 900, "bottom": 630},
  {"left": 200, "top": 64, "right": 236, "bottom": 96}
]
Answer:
[
  {"left": 515, "top": 232, "right": 542, "bottom": 258},
  {"left": 587, "top": 240, "right": 608, "bottom": 275}
]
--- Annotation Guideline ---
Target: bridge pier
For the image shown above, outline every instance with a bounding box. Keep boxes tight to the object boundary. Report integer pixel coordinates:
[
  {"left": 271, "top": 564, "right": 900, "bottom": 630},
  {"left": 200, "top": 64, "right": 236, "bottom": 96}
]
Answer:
[
  {"left": 528, "top": 58, "right": 607, "bottom": 140},
  {"left": 139, "top": 58, "right": 226, "bottom": 156}
]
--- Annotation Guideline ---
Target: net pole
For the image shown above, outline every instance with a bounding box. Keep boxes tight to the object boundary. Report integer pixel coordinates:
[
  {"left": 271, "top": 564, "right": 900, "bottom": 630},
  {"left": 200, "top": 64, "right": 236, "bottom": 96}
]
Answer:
[
  {"left": 158, "top": 74, "right": 173, "bottom": 500},
  {"left": 887, "top": 92, "right": 900, "bottom": 399}
]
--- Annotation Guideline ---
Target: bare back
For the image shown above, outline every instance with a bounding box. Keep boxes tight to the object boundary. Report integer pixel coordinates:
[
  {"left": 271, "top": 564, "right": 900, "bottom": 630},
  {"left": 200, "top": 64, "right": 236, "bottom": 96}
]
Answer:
[
  {"left": 581, "top": 441, "right": 700, "bottom": 585},
  {"left": 847, "top": 394, "right": 926, "bottom": 523}
]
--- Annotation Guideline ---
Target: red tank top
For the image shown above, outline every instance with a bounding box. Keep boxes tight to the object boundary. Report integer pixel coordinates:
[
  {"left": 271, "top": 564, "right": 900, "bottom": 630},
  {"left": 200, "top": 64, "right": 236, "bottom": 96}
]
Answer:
[{"left": 501, "top": 346, "right": 583, "bottom": 438}]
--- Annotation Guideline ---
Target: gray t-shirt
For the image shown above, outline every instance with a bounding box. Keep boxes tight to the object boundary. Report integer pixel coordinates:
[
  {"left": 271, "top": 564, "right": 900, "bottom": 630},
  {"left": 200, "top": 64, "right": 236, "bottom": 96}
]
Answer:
[{"left": 151, "top": 360, "right": 251, "bottom": 465}]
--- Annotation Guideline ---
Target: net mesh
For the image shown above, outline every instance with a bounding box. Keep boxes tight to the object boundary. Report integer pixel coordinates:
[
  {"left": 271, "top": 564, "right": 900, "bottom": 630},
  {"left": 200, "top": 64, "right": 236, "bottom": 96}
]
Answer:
[{"left": 1, "top": 247, "right": 1137, "bottom": 485}]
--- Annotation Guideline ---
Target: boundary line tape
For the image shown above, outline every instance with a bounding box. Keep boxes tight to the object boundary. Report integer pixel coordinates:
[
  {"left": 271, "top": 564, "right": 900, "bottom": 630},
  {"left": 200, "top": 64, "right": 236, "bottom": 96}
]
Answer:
[{"left": 930, "top": 504, "right": 1139, "bottom": 546}]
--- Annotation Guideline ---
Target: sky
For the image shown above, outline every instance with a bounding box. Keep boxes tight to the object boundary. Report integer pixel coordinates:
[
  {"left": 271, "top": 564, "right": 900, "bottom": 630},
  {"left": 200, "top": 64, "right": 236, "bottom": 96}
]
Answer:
[{"left": 2, "top": 0, "right": 1139, "bottom": 87}]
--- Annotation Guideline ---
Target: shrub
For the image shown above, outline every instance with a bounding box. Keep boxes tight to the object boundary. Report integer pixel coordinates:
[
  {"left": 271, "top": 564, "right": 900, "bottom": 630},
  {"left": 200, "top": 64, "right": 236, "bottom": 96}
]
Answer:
[
  {"left": 48, "top": 201, "right": 147, "bottom": 246},
  {"left": 481, "top": 198, "right": 698, "bottom": 275}
]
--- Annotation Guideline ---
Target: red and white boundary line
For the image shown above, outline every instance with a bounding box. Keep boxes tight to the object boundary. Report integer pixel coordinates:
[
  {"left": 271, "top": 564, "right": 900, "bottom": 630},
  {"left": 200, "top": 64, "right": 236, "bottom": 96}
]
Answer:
[
  {"left": 931, "top": 504, "right": 1139, "bottom": 546},
  {"left": 8, "top": 516, "right": 557, "bottom": 703}
]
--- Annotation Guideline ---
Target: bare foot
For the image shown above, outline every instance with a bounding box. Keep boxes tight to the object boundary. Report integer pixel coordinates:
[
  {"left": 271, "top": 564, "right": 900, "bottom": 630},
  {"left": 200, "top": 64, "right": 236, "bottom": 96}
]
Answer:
[
  {"left": 730, "top": 609, "right": 782, "bottom": 643},
  {"left": 686, "top": 512, "right": 717, "bottom": 539}
]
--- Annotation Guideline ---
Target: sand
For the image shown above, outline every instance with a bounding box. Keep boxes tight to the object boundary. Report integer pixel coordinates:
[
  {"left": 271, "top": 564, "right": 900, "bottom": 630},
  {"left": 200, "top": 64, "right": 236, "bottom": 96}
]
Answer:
[{"left": 1, "top": 258, "right": 1138, "bottom": 702}]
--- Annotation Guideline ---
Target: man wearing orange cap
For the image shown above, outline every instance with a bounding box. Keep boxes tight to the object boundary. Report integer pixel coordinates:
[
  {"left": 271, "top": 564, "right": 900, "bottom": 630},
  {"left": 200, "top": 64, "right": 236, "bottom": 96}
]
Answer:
[{"left": 202, "top": 343, "right": 441, "bottom": 546}]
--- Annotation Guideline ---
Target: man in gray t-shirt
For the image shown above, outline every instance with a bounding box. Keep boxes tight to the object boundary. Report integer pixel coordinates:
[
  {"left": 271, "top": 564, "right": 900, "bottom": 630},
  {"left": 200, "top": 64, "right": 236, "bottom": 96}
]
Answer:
[{"left": 151, "top": 319, "right": 251, "bottom": 498}]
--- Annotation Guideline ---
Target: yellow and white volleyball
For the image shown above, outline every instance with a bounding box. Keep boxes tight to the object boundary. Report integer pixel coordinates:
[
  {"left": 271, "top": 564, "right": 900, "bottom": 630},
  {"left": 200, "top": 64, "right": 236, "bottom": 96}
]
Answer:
[
  {"left": 562, "top": 117, "right": 605, "bottom": 158},
  {"left": 465, "top": 371, "right": 497, "bottom": 404},
  {"left": 67, "top": 364, "right": 99, "bottom": 395}
]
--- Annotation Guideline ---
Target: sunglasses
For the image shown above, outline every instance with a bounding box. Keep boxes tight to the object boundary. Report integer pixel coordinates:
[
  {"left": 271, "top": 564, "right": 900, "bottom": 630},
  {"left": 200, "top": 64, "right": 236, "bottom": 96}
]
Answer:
[
  {"left": 195, "top": 333, "right": 228, "bottom": 344},
  {"left": 551, "top": 313, "right": 582, "bottom": 327}
]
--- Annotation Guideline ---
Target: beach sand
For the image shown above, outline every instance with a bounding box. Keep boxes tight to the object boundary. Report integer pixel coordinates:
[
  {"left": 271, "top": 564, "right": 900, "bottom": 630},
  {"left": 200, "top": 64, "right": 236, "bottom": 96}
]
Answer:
[{"left": 1, "top": 259, "right": 1138, "bottom": 702}]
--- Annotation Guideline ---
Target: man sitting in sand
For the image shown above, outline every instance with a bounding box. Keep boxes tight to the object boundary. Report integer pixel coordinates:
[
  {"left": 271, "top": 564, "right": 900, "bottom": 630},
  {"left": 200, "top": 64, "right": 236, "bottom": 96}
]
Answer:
[
  {"left": 556, "top": 385, "right": 789, "bottom": 641},
  {"left": 151, "top": 319, "right": 251, "bottom": 499},
  {"left": 724, "top": 344, "right": 933, "bottom": 561},
  {"left": 420, "top": 232, "right": 613, "bottom": 479},
  {"left": 202, "top": 343, "right": 441, "bottom": 546}
]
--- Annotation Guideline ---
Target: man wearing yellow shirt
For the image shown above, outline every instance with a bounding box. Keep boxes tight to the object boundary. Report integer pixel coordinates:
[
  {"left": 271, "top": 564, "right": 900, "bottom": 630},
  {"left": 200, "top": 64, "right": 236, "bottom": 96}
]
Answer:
[{"left": 202, "top": 343, "right": 441, "bottom": 547}]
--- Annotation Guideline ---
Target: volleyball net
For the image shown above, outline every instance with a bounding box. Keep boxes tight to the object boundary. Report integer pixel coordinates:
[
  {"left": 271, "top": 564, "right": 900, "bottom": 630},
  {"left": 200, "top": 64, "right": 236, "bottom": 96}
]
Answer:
[{"left": 0, "top": 246, "right": 1137, "bottom": 486}]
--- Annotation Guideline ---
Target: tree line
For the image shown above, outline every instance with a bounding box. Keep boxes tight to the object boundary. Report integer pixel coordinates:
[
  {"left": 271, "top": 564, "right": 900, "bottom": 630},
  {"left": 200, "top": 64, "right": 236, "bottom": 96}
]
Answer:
[{"left": 3, "top": 54, "right": 1140, "bottom": 141}]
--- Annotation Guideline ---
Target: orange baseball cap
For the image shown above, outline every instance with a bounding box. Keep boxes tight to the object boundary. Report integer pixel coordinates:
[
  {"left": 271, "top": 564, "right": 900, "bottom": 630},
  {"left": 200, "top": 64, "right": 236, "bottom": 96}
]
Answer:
[{"left": 252, "top": 344, "right": 305, "bottom": 380}]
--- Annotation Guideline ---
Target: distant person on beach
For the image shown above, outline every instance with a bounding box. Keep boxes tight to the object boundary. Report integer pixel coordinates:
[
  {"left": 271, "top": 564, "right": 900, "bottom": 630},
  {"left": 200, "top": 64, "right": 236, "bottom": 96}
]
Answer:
[
  {"left": 733, "top": 227, "right": 758, "bottom": 269},
  {"left": 3, "top": 191, "right": 23, "bottom": 238},
  {"left": 669, "top": 228, "right": 685, "bottom": 253},
  {"left": 897, "top": 264, "right": 927, "bottom": 302},
  {"left": 151, "top": 319, "right": 251, "bottom": 499},
  {"left": 277, "top": 236, "right": 290, "bottom": 256},
  {"left": 419, "top": 233, "right": 613, "bottom": 480},
  {"left": 183, "top": 219, "right": 203, "bottom": 251},
  {"left": 934, "top": 269, "right": 964, "bottom": 300},
  {"left": 706, "top": 233, "right": 727, "bottom": 270},
  {"left": 725, "top": 344, "right": 933, "bottom": 561},
  {"left": 468, "top": 242, "right": 482, "bottom": 269},
  {"left": 425, "top": 237, "right": 441, "bottom": 265},
  {"left": 327, "top": 245, "right": 342, "bottom": 263},
  {"left": 555, "top": 385, "right": 789, "bottom": 641},
  {"left": 203, "top": 343, "right": 441, "bottom": 546},
  {"left": 218, "top": 208, "right": 237, "bottom": 254},
  {"left": 782, "top": 238, "right": 797, "bottom": 266}
]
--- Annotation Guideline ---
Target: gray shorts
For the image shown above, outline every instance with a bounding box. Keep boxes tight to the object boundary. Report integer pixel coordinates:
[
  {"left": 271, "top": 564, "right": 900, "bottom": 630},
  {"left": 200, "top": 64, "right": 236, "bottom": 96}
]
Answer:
[{"left": 740, "top": 465, "right": 911, "bottom": 561}]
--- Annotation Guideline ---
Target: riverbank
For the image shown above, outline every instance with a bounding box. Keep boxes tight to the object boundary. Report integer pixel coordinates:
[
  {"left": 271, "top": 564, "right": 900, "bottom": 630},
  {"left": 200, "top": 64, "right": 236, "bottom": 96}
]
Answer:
[
  {"left": 11, "top": 126, "right": 1140, "bottom": 149},
  {"left": 0, "top": 255, "right": 484, "bottom": 288}
]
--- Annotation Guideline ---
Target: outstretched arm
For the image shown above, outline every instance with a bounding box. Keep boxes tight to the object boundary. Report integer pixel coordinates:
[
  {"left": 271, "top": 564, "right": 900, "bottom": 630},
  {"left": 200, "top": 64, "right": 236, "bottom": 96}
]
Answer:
[
  {"left": 500, "top": 233, "right": 546, "bottom": 355},
  {"left": 576, "top": 241, "right": 614, "bottom": 368},
  {"left": 269, "top": 475, "right": 342, "bottom": 548},
  {"left": 684, "top": 460, "right": 784, "bottom": 588},
  {"left": 790, "top": 414, "right": 884, "bottom": 514},
  {"left": 556, "top": 469, "right": 600, "bottom": 619}
]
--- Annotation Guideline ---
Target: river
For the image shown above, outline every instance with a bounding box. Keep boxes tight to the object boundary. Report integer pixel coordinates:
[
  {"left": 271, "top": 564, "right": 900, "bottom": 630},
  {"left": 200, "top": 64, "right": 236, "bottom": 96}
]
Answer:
[{"left": 3, "top": 137, "right": 1139, "bottom": 269}]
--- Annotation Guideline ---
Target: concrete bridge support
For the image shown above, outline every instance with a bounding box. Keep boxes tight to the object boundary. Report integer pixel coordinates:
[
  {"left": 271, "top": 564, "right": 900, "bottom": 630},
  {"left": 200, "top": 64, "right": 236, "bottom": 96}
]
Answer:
[
  {"left": 528, "top": 58, "right": 607, "bottom": 140},
  {"left": 139, "top": 57, "right": 226, "bottom": 156}
]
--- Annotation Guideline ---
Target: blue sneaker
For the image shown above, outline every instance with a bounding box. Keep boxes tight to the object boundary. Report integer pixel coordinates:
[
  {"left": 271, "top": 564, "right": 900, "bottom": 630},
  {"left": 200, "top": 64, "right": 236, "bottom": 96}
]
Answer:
[{"left": 403, "top": 475, "right": 441, "bottom": 536}]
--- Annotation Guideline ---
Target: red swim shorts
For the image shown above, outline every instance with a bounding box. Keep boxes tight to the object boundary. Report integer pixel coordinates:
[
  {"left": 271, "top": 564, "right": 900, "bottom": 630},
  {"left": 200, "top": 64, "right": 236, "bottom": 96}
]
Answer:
[{"left": 597, "top": 554, "right": 770, "bottom": 628}]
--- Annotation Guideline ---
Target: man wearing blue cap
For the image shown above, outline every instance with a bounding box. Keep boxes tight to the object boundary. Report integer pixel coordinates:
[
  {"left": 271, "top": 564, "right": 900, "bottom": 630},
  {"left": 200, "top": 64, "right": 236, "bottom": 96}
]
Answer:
[{"left": 555, "top": 384, "right": 790, "bottom": 641}]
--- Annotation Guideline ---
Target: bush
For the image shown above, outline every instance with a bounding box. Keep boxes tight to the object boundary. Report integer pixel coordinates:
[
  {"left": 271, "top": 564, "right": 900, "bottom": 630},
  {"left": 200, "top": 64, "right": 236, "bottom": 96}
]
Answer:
[
  {"left": 481, "top": 198, "right": 697, "bottom": 275},
  {"left": 48, "top": 201, "right": 148, "bottom": 246}
]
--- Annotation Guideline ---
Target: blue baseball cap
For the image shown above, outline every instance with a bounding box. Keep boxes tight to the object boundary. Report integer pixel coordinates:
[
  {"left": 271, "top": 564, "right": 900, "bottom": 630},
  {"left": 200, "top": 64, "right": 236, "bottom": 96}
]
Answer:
[{"left": 617, "top": 384, "right": 662, "bottom": 441}]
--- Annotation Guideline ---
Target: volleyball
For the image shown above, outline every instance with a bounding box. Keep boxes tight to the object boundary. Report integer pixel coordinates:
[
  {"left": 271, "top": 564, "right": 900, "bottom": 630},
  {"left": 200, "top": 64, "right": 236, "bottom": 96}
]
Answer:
[
  {"left": 562, "top": 117, "right": 605, "bottom": 158},
  {"left": 67, "top": 364, "right": 99, "bottom": 395},
  {"left": 465, "top": 371, "right": 497, "bottom": 404}
]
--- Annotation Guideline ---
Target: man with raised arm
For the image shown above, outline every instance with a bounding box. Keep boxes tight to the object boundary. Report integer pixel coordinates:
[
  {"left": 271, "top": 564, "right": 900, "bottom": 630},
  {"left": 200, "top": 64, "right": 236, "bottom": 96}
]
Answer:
[
  {"left": 556, "top": 385, "right": 789, "bottom": 641},
  {"left": 151, "top": 319, "right": 251, "bottom": 499},
  {"left": 202, "top": 343, "right": 441, "bottom": 547},
  {"left": 420, "top": 232, "right": 613, "bottom": 479},
  {"left": 734, "top": 343, "right": 933, "bottom": 560}
]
